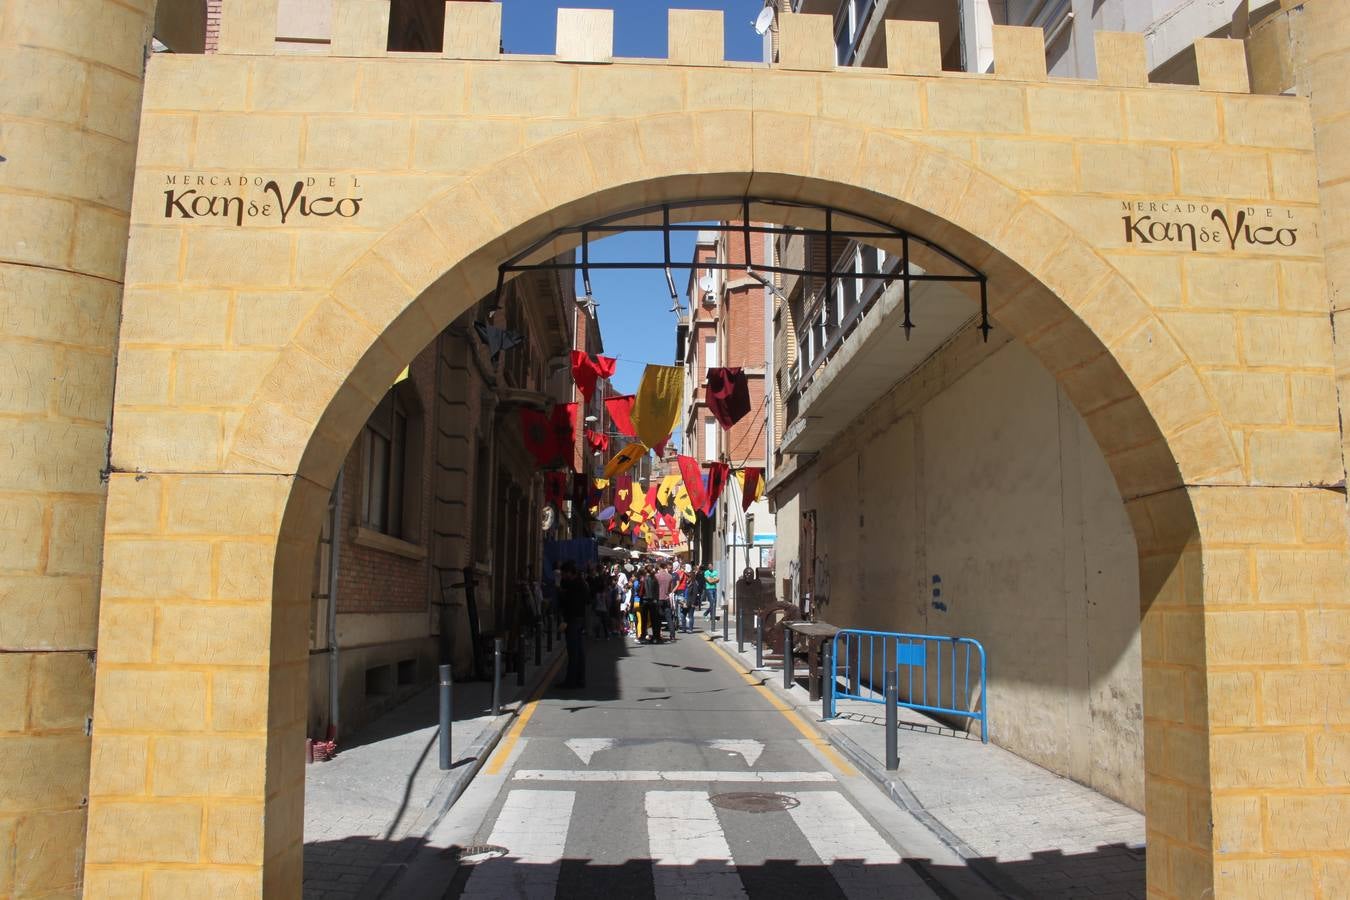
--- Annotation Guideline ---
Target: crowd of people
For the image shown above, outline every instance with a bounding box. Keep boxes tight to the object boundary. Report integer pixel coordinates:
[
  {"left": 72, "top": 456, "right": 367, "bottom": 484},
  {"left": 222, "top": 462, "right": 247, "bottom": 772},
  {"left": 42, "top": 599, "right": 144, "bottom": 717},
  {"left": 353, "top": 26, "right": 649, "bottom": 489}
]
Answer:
[{"left": 553, "top": 558, "right": 721, "bottom": 688}]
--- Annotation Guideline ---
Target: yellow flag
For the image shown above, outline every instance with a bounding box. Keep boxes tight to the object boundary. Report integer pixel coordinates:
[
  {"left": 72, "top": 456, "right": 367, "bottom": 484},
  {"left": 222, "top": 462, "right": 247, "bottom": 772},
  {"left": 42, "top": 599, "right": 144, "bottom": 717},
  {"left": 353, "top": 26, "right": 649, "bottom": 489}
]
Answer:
[
  {"left": 593, "top": 478, "right": 609, "bottom": 490},
  {"left": 673, "top": 486, "right": 697, "bottom": 524},
  {"left": 603, "top": 442, "right": 647, "bottom": 480},
  {"left": 657, "top": 474, "right": 681, "bottom": 506},
  {"left": 631, "top": 365, "right": 683, "bottom": 449},
  {"left": 629, "top": 482, "right": 648, "bottom": 515}
]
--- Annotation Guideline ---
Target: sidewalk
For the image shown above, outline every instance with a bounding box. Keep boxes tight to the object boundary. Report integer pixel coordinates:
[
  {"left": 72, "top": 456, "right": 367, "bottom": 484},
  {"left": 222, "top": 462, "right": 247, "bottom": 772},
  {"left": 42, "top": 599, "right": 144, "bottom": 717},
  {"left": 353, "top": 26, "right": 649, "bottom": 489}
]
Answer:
[
  {"left": 303, "top": 645, "right": 564, "bottom": 899},
  {"left": 707, "top": 629, "right": 1147, "bottom": 900}
]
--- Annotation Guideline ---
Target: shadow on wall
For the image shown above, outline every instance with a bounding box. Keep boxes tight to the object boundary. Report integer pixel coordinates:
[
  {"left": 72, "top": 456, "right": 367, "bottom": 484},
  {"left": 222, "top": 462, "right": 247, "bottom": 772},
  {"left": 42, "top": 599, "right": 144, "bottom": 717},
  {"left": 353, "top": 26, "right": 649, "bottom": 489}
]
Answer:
[{"left": 304, "top": 834, "right": 1145, "bottom": 900}]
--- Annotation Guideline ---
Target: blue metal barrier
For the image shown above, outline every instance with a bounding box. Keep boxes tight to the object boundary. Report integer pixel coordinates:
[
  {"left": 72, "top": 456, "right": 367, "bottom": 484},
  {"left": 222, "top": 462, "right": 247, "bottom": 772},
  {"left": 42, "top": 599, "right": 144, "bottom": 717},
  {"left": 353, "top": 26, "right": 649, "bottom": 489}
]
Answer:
[{"left": 826, "top": 629, "right": 988, "bottom": 743}]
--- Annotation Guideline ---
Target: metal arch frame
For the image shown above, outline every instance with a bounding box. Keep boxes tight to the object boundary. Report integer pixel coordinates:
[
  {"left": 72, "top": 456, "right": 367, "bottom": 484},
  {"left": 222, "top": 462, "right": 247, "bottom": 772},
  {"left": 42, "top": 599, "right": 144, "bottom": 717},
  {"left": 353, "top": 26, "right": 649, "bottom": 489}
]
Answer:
[{"left": 491, "top": 197, "right": 992, "bottom": 342}]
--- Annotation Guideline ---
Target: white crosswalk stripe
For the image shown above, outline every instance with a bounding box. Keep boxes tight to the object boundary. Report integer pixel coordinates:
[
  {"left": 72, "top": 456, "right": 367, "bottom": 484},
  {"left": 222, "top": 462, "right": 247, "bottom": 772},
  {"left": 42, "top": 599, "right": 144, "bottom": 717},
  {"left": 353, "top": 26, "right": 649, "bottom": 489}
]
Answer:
[
  {"left": 460, "top": 789, "right": 574, "bottom": 899},
  {"left": 645, "top": 791, "right": 749, "bottom": 899},
  {"left": 788, "top": 791, "right": 933, "bottom": 898}
]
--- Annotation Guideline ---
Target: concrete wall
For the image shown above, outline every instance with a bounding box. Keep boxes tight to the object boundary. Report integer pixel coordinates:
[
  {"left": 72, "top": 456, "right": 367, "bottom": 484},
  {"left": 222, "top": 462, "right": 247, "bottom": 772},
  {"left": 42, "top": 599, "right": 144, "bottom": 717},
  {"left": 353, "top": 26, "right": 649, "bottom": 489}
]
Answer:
[{"left": 777, "top": 331, "right": 1144, "bottom": 809}]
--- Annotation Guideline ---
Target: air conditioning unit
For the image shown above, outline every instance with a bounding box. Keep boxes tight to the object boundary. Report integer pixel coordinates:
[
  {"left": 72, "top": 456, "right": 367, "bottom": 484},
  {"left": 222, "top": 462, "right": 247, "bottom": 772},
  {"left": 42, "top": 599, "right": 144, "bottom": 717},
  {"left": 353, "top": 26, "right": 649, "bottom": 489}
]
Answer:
[{"left": 702, "top": 291, "right": 718, "bottom": 308}]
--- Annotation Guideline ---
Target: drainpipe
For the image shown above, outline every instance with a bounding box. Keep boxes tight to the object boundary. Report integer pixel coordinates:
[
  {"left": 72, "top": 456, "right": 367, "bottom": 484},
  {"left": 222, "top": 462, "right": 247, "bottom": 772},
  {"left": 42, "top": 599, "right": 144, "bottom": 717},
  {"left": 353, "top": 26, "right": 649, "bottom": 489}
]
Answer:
[{"left": 326, "top": 469, "right": 345, "bottom": 742}]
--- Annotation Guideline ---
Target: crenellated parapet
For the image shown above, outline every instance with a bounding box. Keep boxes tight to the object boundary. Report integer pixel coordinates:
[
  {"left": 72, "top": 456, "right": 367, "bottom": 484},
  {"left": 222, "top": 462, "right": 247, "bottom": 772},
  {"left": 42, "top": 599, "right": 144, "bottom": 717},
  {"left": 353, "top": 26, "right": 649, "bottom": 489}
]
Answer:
[{"left": 212, "top": 1, "right": 1254, "bottom": 96}]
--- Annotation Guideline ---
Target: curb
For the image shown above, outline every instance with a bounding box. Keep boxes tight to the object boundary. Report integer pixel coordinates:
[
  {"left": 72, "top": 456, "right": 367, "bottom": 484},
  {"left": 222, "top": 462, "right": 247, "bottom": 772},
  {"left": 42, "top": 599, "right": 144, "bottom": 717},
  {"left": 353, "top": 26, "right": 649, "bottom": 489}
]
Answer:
[
  {"left": 702, "top": 633, "right": 1027, "bottom": 900},
  {"left": 359, "top": 647, "right": 566, "bottom": 900}
]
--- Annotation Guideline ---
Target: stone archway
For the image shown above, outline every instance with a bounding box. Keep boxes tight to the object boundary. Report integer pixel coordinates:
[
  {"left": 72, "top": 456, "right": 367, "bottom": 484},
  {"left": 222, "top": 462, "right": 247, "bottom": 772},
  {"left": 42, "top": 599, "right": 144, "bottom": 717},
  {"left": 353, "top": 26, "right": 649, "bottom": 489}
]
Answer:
[{"left": 85, "top": 15, "right": 1346, "bottom": 898}]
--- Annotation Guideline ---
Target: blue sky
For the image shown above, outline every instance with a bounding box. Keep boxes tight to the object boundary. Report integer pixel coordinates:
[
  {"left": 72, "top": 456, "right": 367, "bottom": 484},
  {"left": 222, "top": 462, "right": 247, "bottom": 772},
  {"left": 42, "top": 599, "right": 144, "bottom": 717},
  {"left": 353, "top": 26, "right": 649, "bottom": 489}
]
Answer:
[{"left": 499, "top": 1, "right": 767, "bottom": 397}]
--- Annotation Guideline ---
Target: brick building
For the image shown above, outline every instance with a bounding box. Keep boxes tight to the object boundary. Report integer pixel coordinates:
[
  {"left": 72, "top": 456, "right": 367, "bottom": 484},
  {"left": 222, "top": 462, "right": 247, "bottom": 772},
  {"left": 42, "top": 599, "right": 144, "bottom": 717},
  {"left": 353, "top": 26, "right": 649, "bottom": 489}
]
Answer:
[
  {"left": 307, "top": 262, "right": 578, "bottom": 739},
  {"left": 680, "top": 225, "right": 774, "bottom": 578}
]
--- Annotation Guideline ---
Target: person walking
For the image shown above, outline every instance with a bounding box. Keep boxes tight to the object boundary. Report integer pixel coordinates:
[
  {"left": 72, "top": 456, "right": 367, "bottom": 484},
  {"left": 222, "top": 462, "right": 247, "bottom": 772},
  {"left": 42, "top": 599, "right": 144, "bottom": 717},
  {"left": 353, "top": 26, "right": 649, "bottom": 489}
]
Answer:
[
  {"left": 632, "top": 567, "right": 648, "bottom": 643},
  {"left": 655, "top": 562, "right": 675, "bottom": 643},
  {"left": 641, "top": 566, "right": 663, "bottom": 645},
  {"left": 558, "top": 561, "right": 589, "bottom": 689},
  {"left": 687, "top": 563, "right": 704, "bottom": 627},
  {"left": 702, "top": 563, "right": 721, "bottom": 627},
  {"left": 675, "top": 565, "right": 694, "bottom": 633}
]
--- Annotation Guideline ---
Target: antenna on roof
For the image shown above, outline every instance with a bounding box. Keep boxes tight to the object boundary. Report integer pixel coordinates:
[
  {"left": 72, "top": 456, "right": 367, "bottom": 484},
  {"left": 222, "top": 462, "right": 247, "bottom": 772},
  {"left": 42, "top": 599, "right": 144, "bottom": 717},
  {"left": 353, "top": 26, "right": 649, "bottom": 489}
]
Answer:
[{"left": 753, "top": 5, "right": 776, "bottom": 36}]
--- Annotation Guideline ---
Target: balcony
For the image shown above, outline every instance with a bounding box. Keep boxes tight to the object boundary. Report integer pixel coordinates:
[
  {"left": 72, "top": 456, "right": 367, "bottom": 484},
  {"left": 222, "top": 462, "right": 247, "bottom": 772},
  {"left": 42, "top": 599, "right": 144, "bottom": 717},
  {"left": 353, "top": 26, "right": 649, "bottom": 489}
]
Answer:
[{"left": 780, "top": 247, "right": 978, "bottom": 455}]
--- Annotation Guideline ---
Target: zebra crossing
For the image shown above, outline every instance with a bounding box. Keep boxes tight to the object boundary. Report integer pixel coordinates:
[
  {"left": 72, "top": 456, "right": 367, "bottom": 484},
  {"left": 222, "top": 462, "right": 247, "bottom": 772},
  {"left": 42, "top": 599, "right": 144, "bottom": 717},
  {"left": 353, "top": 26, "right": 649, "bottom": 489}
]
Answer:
[{"left": 454, "top": 784, "right": 937, "bottom": 899}]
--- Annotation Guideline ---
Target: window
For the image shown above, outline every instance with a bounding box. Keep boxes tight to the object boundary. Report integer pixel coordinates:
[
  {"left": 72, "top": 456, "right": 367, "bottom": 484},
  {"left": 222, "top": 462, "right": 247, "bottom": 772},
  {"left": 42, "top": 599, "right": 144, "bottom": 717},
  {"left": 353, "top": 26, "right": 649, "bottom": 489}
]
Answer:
[
  {"left": 704, "top": 417, "right": 718, "bottom": 461},
  {"left": 360, "top": 385, "right": 420, "bottom": 540},
  {"left": 704, "top": 335, "right": 718, "bottom": 378}
]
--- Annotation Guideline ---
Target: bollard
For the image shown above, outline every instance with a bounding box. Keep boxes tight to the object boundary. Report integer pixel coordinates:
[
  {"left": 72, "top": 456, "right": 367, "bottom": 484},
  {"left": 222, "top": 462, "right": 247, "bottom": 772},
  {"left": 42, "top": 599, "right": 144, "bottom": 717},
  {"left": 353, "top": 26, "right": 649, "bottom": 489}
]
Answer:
[
  {"left": 535, "top": 621, "right": 542, "bottom": 666},
  {"left": 885, "top": 670, "right": 899, "bottom": 771},
  {"left": 546, "top": 612, "right": 553, "bottom": 652},
  {"left": 516, "top": 635, "right": 525, "bottom": 687},
  {"left": 754, "top": 614, "right": 763, "bottom": 669},
  {"left": 736, "top": 606, "right": 745, "bottom": 653},
  {"left": 491, "top": 638, "right": 503, "bottom": 716},
  {"left": 783, "top": 627, "right": 794, "bottom": 690},
  {"left": 722, "top": 605, "right": 729, "bottom": 643},
  {"left": 438, "top": 664, "right": 453, "bottom": 771},
  {"left": 821, "top": 639, "right": 834, "bottom": 719}
]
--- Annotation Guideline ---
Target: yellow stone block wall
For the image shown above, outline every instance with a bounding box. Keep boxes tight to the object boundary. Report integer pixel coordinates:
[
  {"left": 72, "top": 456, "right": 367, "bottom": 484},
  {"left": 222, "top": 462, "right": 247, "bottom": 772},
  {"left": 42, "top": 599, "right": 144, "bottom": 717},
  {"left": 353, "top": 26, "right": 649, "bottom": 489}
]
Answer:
[
  {"left": 54, "top": 5, "right": 1350, "bottom": 896},
  {"left": 0, "top": 1, "right": 152, "bottom": 895}
]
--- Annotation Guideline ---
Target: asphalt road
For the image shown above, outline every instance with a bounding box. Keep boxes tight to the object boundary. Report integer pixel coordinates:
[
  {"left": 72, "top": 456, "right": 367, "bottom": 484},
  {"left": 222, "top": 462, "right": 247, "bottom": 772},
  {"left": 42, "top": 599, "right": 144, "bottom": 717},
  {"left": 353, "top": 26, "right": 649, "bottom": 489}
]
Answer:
[{"left": 396, "top": 627, "right": 990, "bottom": 900}]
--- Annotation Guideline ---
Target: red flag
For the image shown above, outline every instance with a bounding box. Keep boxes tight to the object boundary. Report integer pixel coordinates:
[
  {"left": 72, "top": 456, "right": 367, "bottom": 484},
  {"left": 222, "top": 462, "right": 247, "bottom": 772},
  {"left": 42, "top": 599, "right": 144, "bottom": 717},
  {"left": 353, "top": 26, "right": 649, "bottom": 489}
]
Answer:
[
  {"left": 571, "top": 351, "right": 618, "bottom": 402},
  {"left": 704, "top": 462, "right": 731, "bottom": 514},
  {"left": 706, "top": 367, "right": 752, "bottom": 429},
  {"left": 585, "top": 428, "right": 609, "bottom": 452},
  {"left": 677, "top": 455, "right": 708, "bottom": 516},
  {"left": 544, "top": 471, "right": 570, "bottom": 506},
  {"left": 549, "top": 403, "right": 577, "bottom": 468},
  {"left": 614, "top": 474, "right": 632, "bottom": 502},
  {"left": 653, "top": 433, "right": 671, "bottom": 458},
  {"left": 741, "top": 467, "right": 765, "bottom": 512},
  {"left": 604, "top": 395, "right": 637, "bottom": 438},
  {"left": 520, "top": 408, "right": 557, "bottom": 468}
]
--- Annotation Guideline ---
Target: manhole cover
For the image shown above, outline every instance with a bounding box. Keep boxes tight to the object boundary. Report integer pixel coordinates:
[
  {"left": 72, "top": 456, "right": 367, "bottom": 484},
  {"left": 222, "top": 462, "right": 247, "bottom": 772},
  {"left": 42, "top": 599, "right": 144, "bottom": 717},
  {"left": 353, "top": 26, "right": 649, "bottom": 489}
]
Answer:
[
  {"left": 448, "top": 844, "right": 509, "bottom": 864},
  {"left": 709, "top": 792, "right": 800, "bottom": 813}
]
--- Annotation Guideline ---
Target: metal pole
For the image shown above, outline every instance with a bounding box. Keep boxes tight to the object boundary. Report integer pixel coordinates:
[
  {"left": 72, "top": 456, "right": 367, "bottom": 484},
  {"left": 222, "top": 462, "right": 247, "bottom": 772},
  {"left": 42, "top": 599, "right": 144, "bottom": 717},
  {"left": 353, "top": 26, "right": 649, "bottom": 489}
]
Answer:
[
  {"left": 534, "top": 619, "right": 542, "bottom": 666},
  {"left": 783, "top": 627, "right": 794, "bottom": 690},
  {"left": 438, "top": 664, "right": 453, "bottom": 770},
  {"left": 822, "top": 639, "right": 833, "bottom": 720},
  {"left": 885, "top": 670, "right": 899, "bottom": 771},
  {"left": 491, "top": 637, "right": 503, "bottom": 716},
  {"left": 722, "top": 603, "right": 729, "bottom": 643},
  {"left": 736, "top": 605, "right": 744, "bottom": 653},
  {"left": 516, "top": 635, "right": 525, "bottom": 687},
  {"left": 754, "top": 614, "right": 763, "bottom": 670},
  {"left": 546, "top": 611, "right": 553, "bottom": 652}
]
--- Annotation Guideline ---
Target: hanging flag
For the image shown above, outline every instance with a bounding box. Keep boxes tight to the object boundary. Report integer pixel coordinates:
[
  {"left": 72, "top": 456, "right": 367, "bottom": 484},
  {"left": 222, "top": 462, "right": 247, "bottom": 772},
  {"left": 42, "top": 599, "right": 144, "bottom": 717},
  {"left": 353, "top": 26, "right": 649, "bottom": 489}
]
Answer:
[
  {"left": 474, "top": 321, "right": 523, "bottom": 362},
  {"left": 677, "top": 455, "right": 708, "bottom": 515},
  {"left": 706, "top": 367, "right": 752, "bottom": 429},
  {"left": 604, "top": 395, "right": 637, "bottom": 438},
  {"left": 652, "top": 433, "right": 672, "bottom": 459},
  {"left": 570, "top": 350, "right": 618, "bottom": 402},
  {"left": 631, "top": 365, "right": 683, "bottom": 449},
  {"left": 593, "top": 478, "right": 609, "bottom": 490},
  {"left": 738, "top": 467, "right": 765, "bottom": 512},
  {"left": 544, "top": 471, "right": 570, "bottom": 507},
  {"left": 613, "top": 474, "right": 632, "bottom": 502},
  {"left": 550, "top": 403, "right": 577, "bottom": 468},
  {"left": 603, "top": 441, "right": 647, "bottom": 479},
  {"left": 657, "top": 474, "right": 681, "bottom": 506},
  {"left": 585, "top": 428, "right": 609, "bottom": 453},
  {"left": 520, "top": 408, "right": 557, "bottom": 468},
  {"left": 673, "top": 486, "right": 697, "bottom": 524},
  {"left": 704, "top": 462, "right": 731, "bottom": 514}
]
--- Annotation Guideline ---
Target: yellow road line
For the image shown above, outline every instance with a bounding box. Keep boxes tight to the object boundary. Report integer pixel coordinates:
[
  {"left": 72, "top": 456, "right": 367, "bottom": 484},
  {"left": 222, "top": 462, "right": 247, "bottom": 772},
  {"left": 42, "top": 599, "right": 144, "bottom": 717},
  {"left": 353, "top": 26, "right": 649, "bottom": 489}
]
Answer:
[
  {"left": 484, "top": 651, "right": 565, "bottom": 776},
  {"left": 702, "top": 634, "right": 857, "bottom": 777}
]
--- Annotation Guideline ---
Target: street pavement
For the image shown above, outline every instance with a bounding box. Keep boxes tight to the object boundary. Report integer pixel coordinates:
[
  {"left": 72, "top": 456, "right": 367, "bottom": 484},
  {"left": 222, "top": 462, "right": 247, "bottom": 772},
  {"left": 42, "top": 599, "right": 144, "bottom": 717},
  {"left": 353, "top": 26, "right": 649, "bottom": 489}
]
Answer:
[{"left": 382, "top": 629, "right": 998, "bottom": 899}]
